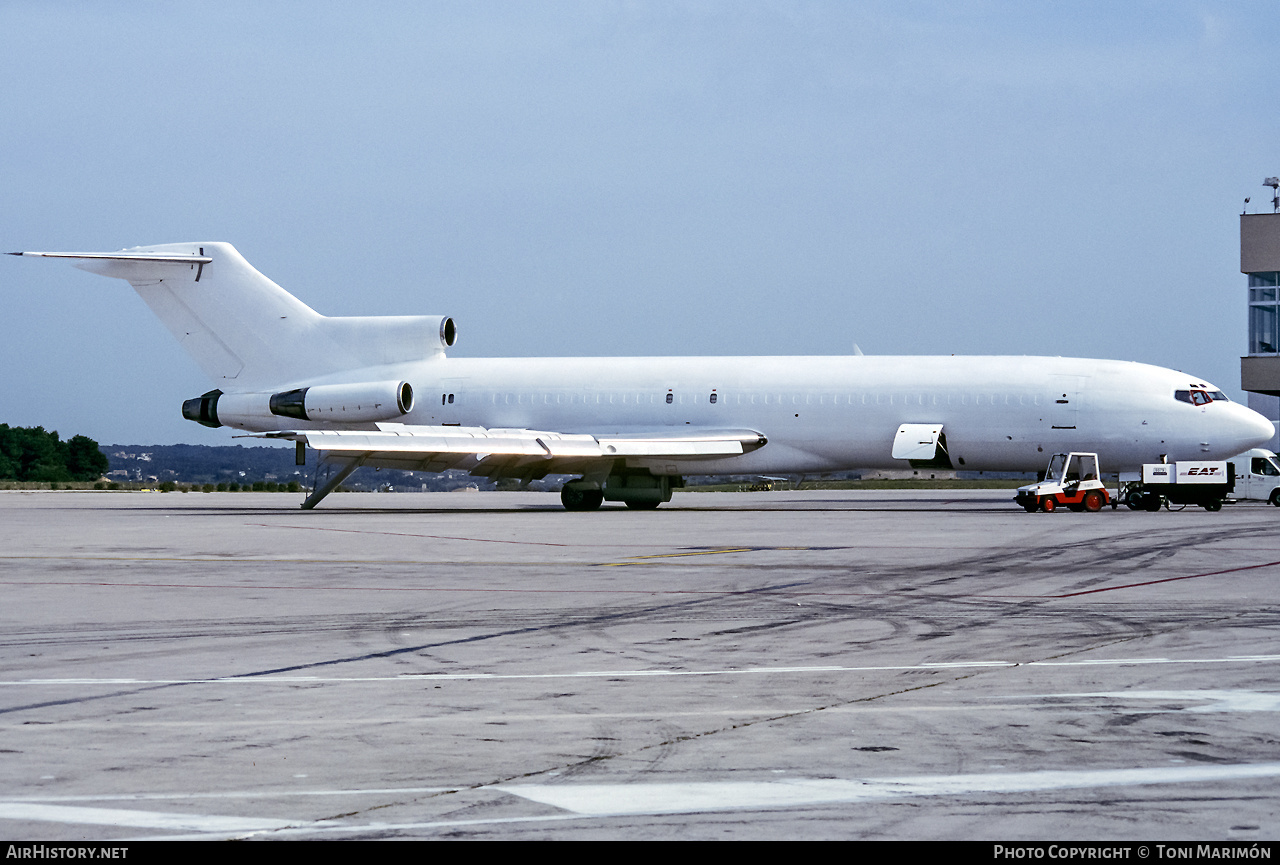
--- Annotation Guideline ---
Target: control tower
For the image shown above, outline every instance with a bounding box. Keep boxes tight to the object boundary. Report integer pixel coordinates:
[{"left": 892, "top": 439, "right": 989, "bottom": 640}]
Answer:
[{"left": 1241, "top": 199, "right": 1280, "bottom": 451}]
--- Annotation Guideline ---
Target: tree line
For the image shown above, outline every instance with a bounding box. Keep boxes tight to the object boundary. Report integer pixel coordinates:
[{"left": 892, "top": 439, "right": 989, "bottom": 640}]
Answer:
[{"left": 0, "top": 425, "right": 110, "bottom": 482}]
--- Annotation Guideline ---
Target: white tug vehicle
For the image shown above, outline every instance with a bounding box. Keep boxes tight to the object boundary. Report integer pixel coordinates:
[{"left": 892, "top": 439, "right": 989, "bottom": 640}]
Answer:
[{"left": 1015, "top": 452, "right": 1111, "bottom": 513}]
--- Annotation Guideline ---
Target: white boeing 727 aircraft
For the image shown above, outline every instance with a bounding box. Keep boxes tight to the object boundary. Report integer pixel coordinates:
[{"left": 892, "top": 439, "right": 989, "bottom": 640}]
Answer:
[{"left": 13, "top": 242, "right": 1275, "bottom": 510}]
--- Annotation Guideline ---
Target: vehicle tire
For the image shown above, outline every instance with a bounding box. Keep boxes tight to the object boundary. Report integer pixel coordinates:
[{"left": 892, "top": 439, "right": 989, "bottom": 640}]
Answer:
[
  {"left": 1144, "top": 494, "right": 1162, "bottom": 512},
  {"left": 1202, "top": 500, "right": 1222, "bottom": 512},
  {"left": 1082, "top": 491, "right": 1104, "bottom": 512},
  {"left": 1041, "top": 498, "right": 1056, "bottom": 513},
  {"left": 1124, "top": 491, "right": 1141, "bottom": 510},
  {"left": 560, "top": 486, "right": 603, "bottom": 511},
  {"left": 1023, "top": 503, "right": 1038, "bottom": 513},
  {"left": 624, "top": 499, "right": 661, "bottom": 510},
  {"left": 1270, "top": 488, "right": 1280, "bottom": 508}
]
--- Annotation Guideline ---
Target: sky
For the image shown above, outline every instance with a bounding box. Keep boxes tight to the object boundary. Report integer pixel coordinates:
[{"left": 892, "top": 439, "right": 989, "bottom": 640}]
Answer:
[{"left": 1, "top": 1, "right": 1276, "bottom": 445}]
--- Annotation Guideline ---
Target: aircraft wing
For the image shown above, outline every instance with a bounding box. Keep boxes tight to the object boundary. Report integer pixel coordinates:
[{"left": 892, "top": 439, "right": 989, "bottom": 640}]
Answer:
[{"left": 251, "top": 423, "right": 767, "bottom": 506}]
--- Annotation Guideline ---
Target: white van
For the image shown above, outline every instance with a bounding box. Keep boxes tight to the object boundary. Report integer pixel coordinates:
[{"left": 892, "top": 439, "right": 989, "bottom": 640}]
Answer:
[{"left": 1225, "top": 449, "right": 1280, "bottom": 505}]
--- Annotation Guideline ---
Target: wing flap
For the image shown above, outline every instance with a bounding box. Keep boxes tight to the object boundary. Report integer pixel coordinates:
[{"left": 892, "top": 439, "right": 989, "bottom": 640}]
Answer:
[{"left": 253, "top": 424, "right": 766, "bottom": 464}]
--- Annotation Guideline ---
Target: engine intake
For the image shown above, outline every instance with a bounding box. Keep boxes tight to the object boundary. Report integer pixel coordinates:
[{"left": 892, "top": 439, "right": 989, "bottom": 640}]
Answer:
[{"left": 181, "top": 389, "right": 223, "bottom": 428}]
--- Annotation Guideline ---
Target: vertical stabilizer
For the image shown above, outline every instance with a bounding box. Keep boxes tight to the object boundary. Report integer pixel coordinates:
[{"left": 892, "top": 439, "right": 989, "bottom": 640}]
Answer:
[{"left": 17, "top": 243, "right": 454, "bottom": 388}]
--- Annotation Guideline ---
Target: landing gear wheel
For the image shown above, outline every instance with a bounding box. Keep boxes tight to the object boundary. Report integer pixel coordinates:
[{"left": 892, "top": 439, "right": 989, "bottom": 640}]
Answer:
[
  {"left": 560, "top": 486, "right": 603, "bottom": 511},
  {"left": 624, "top": 499, "right": 661, "bottom": 510},
  {"left": 1082, "top": 491, "right": 1104, "bottom": 512},
  {"left": 1040, "top": 497, "right": 1056, "bottom": 513}
]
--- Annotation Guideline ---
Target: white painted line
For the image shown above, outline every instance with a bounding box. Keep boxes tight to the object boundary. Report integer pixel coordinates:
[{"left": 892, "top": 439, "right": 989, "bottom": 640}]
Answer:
[
  {"left": 3, "top": 654, "right": 1279, "bottom": 688},
  {"left": 1028, "top": 655, "right": 1280, "bottom": 667},
  {"left": 3, "top": 787, "right": 453, "bottom": 803},
  {"left": 20, "top": 678, "right": 141, "bottom": 684},
  {"left": 0, "top": 801, "right": 293, "bottom": 831},
  {"left": 496, "top": 762, "right": 1280, "bottom": 817},
  {"left": 1028, "top": 658, "right": 1171, "bottom": 666},
  {"left": 920, "top": 661, "right": 1015, "bottom": 668},
  {"left": 0, "top": 666, "right": 940, "bottom": 685}
]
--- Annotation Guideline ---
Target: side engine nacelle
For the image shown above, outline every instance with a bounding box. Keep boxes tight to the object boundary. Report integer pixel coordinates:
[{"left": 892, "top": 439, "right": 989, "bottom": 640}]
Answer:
[{"left": 183, "top": 380, "right": 414, "bottom": 429}]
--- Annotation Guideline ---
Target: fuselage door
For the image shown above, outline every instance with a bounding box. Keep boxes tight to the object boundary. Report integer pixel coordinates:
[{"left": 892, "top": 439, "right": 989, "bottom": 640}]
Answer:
[
  {"left": 892, "top": 423, "right": 952, "bottom": 469},
  {"left": 1050, "top": 374, "right": 1087, "bottom": 430}
]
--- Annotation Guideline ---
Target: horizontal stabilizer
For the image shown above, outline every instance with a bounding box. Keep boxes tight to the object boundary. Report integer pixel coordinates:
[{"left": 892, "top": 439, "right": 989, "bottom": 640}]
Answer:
[
  {"left": 10, "top": 251, "right": 212, "bottom": 263},
  {"left": 10, "top": 249, "right": 214, "bottom": 284}
]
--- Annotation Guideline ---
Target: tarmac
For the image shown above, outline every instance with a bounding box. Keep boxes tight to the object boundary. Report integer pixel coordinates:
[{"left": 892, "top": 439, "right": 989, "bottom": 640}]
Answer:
[{"left": 1, "top": 488, "right": 1278, "bottom": 840}]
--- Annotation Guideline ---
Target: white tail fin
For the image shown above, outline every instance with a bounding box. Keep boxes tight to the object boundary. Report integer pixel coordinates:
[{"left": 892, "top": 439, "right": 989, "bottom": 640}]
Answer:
[{"left": 15, "top": 242, "right": 455, "bottom": 388}]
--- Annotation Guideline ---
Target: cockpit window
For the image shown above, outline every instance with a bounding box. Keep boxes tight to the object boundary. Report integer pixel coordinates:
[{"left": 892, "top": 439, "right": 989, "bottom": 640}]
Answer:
[
  {"left": 1209, "top": 391, "right": 1229, "bottom": 401},
  {"left": 1175, "top": 389, "right": 1213, "bottom": 405}
]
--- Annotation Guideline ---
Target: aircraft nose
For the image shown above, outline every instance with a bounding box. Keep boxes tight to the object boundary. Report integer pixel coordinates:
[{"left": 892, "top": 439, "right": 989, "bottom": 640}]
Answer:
[{"left": 1230, "top": 404, "right": 1277, "bottom": 452}]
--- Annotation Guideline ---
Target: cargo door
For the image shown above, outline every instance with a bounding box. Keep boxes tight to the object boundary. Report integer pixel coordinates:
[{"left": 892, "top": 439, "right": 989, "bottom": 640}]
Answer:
[{"left": 891, "top": 424, "right": 952, "bottom": 469}]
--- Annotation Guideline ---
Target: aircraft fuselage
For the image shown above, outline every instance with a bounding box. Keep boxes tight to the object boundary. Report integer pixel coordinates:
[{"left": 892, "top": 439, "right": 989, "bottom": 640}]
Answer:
[{"left": 226, "top": 353, "right": 1272, "bottom": 476}]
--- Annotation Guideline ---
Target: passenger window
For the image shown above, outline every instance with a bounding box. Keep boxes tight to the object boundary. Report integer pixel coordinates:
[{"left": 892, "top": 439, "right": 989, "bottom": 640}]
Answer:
[
  {"left": 709, "top": 393, "right": 717, "bottom": 404},
  {"left": 666, "top": 393, "right": 673, "bottom": 404}
]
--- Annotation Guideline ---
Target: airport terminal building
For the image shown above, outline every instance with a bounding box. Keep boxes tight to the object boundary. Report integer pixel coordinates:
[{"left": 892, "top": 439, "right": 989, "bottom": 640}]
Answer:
[{"left": 1241, "top": 212, "right": 1280, "bottom": 451}]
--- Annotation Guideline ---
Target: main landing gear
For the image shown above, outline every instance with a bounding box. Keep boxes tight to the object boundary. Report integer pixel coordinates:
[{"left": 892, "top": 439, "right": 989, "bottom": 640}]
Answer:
[
  {"left": 560, "top": 485, "right": 604, "bottom": 511},
  {"left": 559, "top": 471, "right": 680, "bottom": 511}
]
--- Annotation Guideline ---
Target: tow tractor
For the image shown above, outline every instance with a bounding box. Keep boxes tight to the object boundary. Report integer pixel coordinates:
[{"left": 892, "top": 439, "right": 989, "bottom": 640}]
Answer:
[{"left": 1015, "top": 452, "right": 1111, "bottom": 513}]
